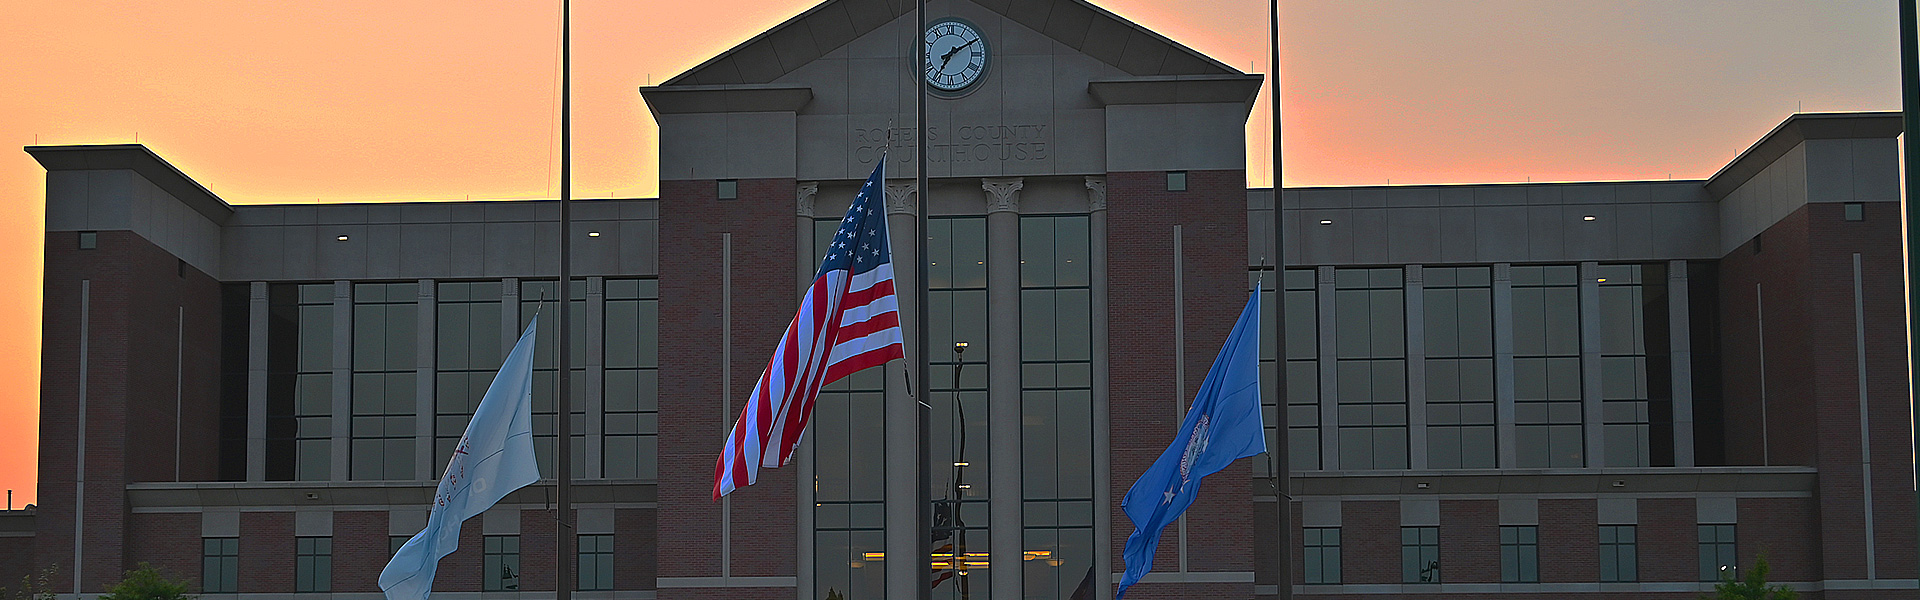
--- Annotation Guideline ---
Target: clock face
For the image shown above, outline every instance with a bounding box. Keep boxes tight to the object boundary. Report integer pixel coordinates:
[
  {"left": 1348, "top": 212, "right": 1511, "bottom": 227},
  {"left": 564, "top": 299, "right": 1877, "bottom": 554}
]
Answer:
[{"left": 924, "top": 19, "right": 988, "bottom": 93}]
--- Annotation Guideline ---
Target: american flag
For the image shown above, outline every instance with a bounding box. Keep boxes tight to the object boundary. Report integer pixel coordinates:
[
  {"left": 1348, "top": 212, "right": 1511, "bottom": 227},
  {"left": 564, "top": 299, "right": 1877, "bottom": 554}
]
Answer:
[{"left": 714, "top": 161, "right": 904, "bottom": 500}]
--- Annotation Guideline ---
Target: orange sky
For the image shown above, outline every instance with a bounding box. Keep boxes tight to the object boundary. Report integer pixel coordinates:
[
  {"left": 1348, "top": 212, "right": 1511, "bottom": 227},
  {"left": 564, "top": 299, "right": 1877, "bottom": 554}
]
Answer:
[{"left": 0, "top": 0, "right": 1899, "bottom": 506}]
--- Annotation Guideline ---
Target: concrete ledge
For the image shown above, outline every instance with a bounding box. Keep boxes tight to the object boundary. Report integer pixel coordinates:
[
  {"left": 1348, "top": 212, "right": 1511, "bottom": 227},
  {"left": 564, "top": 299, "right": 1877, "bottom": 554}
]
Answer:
[
  {"left": 125, "top": 480, "right": 658, "bottom": 510},
  {"left": 1087, "top": 75, "right": 1264, "bottom": 106},
  {"left": 640, "top": 85, "right": 812, "bottom": 115},
  {"left": 27, "top": 143, "right": 234, "bottom": 223},
  {"left": 1250, "top": 466, "right": 1818, "bottom": 497},
  {"left": 1705, "top": 111, "right": 1902, "bottom": 198}
]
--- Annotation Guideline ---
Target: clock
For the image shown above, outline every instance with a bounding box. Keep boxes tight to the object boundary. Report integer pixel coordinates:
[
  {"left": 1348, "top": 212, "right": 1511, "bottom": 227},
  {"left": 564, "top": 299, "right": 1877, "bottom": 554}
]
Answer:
[{"left": 924, "top": 18, "right": 988, "bottom": 94}]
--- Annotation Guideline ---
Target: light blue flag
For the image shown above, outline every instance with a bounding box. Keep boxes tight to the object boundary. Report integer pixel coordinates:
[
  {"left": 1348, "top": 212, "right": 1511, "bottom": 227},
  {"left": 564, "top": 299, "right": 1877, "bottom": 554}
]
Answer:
[
  {"left": 380, "top": 316, "right": 543, "bottom": 600},
  {"left": 1117, "top": 287, "right": 1266, "bottom": 599}
]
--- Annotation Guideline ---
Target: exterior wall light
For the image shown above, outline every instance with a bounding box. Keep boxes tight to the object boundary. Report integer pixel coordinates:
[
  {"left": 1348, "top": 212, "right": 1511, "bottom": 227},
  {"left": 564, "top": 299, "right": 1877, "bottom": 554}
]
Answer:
[
  {"left": 1583, "top": 215, "right": 1597, "bottom": 221},
  {"left": 588, "top": 231, "right": 601, "bottom": 237},
  {"left": 336, "top": 235, "right": 349, "bottom": 241},
  {"left": 1319, "top": 219, "right": 1333, "bottom": 225}
]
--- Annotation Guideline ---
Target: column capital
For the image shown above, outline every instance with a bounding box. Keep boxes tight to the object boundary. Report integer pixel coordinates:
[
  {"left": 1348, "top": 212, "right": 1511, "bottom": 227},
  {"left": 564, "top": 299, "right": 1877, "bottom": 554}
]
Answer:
[
  {"left": 884, "top": 180, "right": 917, "bottom": 215},
  {"left": 1404, "top": 264, "right": 1423, "bottom": 286},
  {"left": 1084, "top": 177, "right": 1107, "bottom": 212},
  {"left": 796, "top": 182, "right": 819, "bottom": 217},
  {"left": 1493, "top": 263, "right": 1513, "bottom": 282},
  {"left": 983, "top": 177, "right": 1024, "bottom": 214}
]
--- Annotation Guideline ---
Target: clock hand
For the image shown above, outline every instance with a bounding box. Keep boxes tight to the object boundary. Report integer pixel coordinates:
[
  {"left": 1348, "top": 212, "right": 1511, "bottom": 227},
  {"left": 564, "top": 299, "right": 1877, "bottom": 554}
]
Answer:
[{"left": 936, "top": 38, "right": 979, "bottom": 75}]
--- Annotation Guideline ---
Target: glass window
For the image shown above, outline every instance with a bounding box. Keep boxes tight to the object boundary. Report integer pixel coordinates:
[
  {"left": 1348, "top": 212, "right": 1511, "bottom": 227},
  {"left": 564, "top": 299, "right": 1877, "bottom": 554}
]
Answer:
[
  {"left": 603, "top": 279, "right": 659, "bottom": 480},
  {"left": 1424, "top": 267, "right": 1496, "bottom": 469},
  {"left": 1254, "top": 269, "right": 1319, "bottom": 474},
  {"left": 1020, "top": 216, "right": 1094, "bottom": 600},
  {"left": 483, "top": 535, "right": 520, "bottom": 591},
  {"left": 1600, "top": 525, "right": 1637, "bottom": 582},
  {"left": 1335, "top": 268, "right": 1407, "bottom": 470},
  {"left": 1699, "top": 524, "right": 1737, "bottom": 582},
  {"left": 202, "top": 537, "right": 239, "bottom": 593},
  {"left": 1401, "top": 526, "right": 1439, "bottom": 583},
  {"left": 267, "top": 283, "right": 334, "bottom": 481},
  {"left": 1599, "top": 264, "right": 1671, "bottom": 467},
  {"left": 1512, "top": 265, "right": 1583, "bottom": 468},
  {"left": 1304, "top": 527, "right": 1341, "bottom": 584},
  {"left": 436, "top": 281, "right": 502, "bottom": 473},
  {"left": 816, "top": 217, "right": 905, "bottom": 600},
  {"left": 352, "top": 283, "right": 418, "bottom": 481},
  {"left": 522, "top": 280, "right": 588, "bottom": 480},
  {"left": 390, "top": 535, "right": 409, "bottom": 557},
  {"left": 578, "top": 534, "right": 614, "bottom": 591},
  {"left": 1501, "top": 526, "right": 1539, "bottom": 583},
  {"left": 295, "top": 536, "right": 331, "bottom": 593}
]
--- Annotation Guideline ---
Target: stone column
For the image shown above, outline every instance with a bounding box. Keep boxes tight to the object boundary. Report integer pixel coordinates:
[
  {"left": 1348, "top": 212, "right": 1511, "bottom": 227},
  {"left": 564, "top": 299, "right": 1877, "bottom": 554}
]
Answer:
[
  {"left": 795, "top": 182, "right": 819, "bottom": 599},
  {"left": 1086, "top": 177, "right": 1113, "bottom": 599},
  {"left": 1579, "top": 262, "right": 1604, "bottom": 467},
  {"left": 982, "top": 177, "right": 1024, "bottom": 600},
  {"left": 1404, "top": 266, "right": 1428, "bottom": 470},
  {"left": 415, "top": 280, "right": 436, "bottom": 480},
  {"left": 1315, "top": 266, "right": 1339, "bottom": 469},
  {"left": 585, "top": 276, "right": 606, "bottom": 479},
  {"left": 1667, "top": 260, "right": 1695, "bottom": 467},
  {"left": 882, "top": 181, "right": 920, "bottom": 600},
  {"left": 1493, "top": 264, "right": 1518, "bottom": 469},
  {"left": 330, "top": 281, "right": 352, "bottom": 482},
  {"left": 247, "top": 282, "right": 268, "bottom": 482}
]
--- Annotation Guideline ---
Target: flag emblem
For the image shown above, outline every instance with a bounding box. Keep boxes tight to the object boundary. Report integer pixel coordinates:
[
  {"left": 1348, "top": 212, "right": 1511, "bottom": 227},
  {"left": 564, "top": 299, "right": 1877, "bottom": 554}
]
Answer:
[{"left": 714, "top": 160, "right": 904, "bottom": 499}]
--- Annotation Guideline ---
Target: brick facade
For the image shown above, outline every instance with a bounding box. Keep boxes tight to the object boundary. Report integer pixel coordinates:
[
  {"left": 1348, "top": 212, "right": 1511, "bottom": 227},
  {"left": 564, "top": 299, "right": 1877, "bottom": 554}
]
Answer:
[
  {"left": 657, "top": 177, "right": 799, "bottom": 598},
  {"left": 1106, "top": 169, "right": 1253, "bottom": 598}
]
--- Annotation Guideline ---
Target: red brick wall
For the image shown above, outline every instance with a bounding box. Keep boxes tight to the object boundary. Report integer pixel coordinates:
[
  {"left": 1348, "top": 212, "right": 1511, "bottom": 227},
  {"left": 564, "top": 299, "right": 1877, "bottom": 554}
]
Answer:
[
  {"left": 431, "top": 520, "right": 481, "bottom": 592},
  {"left": 37, "top": 230, "right": 222, "bottom": 592},
  {"left": 1739, "top": 497, "right": 1819, "bottom": 582},
  {"left": 657, "top": 177, "right": 798, "bottom": 598},
  {"left": 237, "top": 512, "right": 292, "bottom": 592},
  {"left": 1341, "top": 500, "right": 1398, "bottom": 584},
  {"left": 1439, "top": 500, "right": 1497, "bottom": 583},
  {"left": 1106, "top": 169, "right": 1250, "bottom": 598},
  {"left": 0, "top": 532, "right": 36, "bottom": 594},
  {"left": 331, "top": 511, "right": 386, "bottom": 593},
  {"left": 122, "top": 513, "right": 198, "bottom": 588},
  {"left": 1719, "top": 200, "right": 1917, "bottom": 584},
  {"left": 1638, "top": 497, "right": 1696, "bottom": 583},
  {"left": 517, "top": 508, "right": 573, "bottom": 591},
  {"left": 615, "top": 507, "right": 657, "bottom": 590},
  {"left": 1538, "top": 499, "right": 1596, "bottom": 583}
]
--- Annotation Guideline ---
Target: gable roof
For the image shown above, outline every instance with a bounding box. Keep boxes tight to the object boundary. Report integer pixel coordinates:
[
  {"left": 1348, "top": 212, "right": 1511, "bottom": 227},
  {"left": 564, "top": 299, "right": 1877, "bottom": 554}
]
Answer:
[{"left": 663, "top": 0, "right": 1240, "bottom": 86}]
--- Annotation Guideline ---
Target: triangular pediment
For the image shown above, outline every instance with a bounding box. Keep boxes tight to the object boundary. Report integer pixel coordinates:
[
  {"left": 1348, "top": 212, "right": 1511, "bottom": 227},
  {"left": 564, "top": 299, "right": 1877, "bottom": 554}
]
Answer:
[{"left": 663, "top": 0, "right": 1239, "bottom": 86}]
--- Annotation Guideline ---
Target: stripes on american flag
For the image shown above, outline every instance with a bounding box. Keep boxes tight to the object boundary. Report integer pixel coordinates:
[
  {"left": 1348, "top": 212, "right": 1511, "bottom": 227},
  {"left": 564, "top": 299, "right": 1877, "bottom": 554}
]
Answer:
[{"left": 714, "top": 160, "right": 904, "bottom": 500}]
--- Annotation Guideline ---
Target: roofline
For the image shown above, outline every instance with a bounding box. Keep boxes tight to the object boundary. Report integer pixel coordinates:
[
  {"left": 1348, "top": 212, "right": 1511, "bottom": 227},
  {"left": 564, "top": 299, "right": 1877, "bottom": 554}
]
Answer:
[
  {"left": 25, "top": 144, "right": 234, "bottom": 223},
  {"left": 1703, "top": 111, "right": 1904, "bottom": 198}
]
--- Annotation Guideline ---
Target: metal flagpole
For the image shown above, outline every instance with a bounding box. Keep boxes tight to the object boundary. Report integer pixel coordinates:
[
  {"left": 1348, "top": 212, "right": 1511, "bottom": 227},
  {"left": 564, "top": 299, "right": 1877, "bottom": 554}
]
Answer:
[
  {"left": 557, "top": 0, "right": 575, "bottom": 597},
  {"left": 916, "top": 0, "right": 934, "bottom": 598},
  {"left": 1899, "top": 0, "right": 1919, "bottom": 585},
  {"left": 1269, "top": 1, "right": 1292, "bottom": 599}
]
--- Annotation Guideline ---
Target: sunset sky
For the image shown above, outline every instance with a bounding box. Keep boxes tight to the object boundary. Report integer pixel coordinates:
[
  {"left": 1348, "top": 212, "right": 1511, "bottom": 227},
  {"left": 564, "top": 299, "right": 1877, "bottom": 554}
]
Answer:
[{"left": 0, "top": 0, "right": 1900, "bottom": 505}]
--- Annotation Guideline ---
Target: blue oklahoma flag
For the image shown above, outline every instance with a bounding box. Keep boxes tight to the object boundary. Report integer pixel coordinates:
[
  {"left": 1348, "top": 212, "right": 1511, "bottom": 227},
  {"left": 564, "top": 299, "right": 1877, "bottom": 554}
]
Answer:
[{"left": 1117, "top": 286, "right": 1266, "bottom": 599}]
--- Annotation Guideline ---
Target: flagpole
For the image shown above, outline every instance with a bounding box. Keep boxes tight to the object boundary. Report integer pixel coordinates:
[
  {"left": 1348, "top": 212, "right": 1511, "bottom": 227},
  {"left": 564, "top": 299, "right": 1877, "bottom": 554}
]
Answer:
[
  {"left": 1269, "top": 1, "right": 1292, "bottom": 599},
  {"left": 556, "top": 0, "right": 575, "bottom": 597},
  {"left": 1899, "top": 0, "right": 1919, "bottom": 585},
  {"left": 915, "top": 0, "right": 934, "bottom": 598}
]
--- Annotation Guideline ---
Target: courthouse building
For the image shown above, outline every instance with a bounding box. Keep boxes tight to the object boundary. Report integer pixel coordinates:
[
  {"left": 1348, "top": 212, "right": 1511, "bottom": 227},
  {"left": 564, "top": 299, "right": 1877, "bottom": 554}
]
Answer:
[{"left": 5, "top": 0, "right": 1918, "bottom": 598}]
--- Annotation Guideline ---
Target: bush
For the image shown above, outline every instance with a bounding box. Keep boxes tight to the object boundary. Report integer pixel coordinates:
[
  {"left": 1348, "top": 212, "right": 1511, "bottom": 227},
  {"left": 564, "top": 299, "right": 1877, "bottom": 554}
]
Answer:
[
  {"left": 1704, "top": 554, "right": 1797, "bottom": 600},
  {"left": 98, "top": 564, "right": 194, "bottom": 600}
]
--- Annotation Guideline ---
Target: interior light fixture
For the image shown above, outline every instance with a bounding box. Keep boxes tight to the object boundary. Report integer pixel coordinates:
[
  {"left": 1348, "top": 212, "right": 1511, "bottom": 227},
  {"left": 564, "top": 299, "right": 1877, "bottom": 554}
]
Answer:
[
  {"left": 1597, "top": 278, "right": 1608, "bottom": 283},
  {"left": 954, "top": 461, "right": 969, "bottom": 467}
]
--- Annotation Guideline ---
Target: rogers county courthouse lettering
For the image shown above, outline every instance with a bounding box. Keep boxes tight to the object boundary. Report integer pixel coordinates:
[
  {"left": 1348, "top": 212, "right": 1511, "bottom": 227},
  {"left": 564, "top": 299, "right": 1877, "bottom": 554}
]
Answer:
[
  {"left": 853, "top": 124, "right": 1051, "bottom": 164},
  {"left": 5, "top": 1, "right": 1915, "bottom": 600}
]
